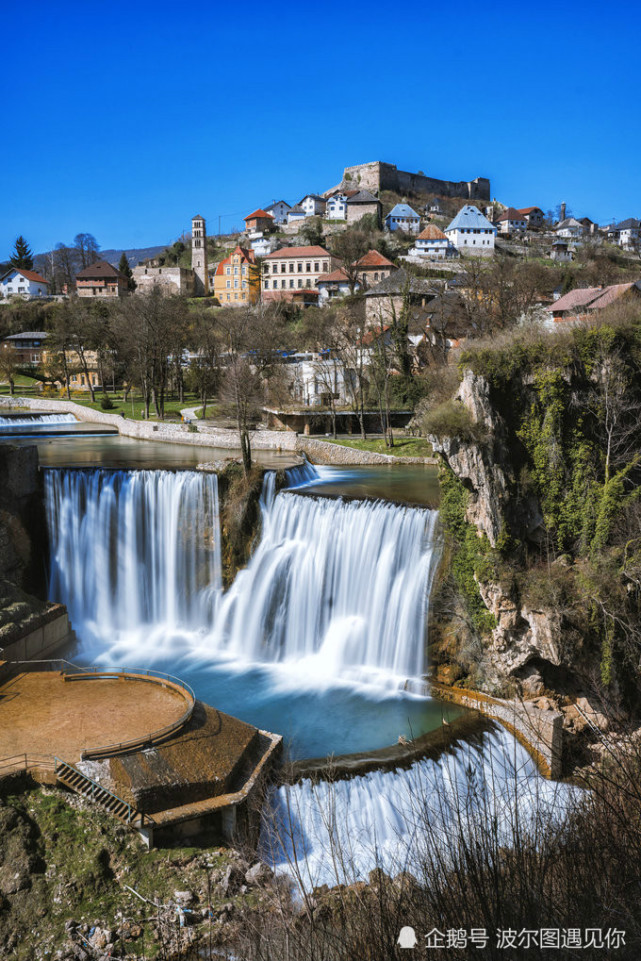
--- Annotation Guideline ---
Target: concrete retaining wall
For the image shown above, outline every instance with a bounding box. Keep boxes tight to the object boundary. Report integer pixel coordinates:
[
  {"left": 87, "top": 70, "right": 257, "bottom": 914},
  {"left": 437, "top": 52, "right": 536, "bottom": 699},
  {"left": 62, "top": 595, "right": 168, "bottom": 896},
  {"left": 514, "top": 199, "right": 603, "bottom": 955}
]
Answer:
[
  {"left": 298, "top": 436, "right": 436, "bottom": 466},
  {"left": 1, "top": 605, "right": 74, "bottom": 662},
  {"left": 431, "top": 682, "right": 563, "bottom": 778},
  {"left": 0, "top": 397, "right": 435, "bottom": 465}
]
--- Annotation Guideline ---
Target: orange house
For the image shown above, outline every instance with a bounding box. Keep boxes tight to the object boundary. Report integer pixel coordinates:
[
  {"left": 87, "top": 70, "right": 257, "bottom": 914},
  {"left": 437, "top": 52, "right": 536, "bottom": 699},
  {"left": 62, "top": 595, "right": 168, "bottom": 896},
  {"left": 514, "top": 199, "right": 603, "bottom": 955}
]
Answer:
[{"left": 213, "top": 246, "right": 260, "bottom": 305}]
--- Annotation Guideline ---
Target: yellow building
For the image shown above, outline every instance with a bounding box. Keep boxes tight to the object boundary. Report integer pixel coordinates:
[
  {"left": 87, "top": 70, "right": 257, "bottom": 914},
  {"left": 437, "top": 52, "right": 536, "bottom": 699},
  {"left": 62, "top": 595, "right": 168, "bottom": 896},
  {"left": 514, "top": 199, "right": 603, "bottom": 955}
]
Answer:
[{"left": 213, "top": 246, "right": 260, "bottom": 306}]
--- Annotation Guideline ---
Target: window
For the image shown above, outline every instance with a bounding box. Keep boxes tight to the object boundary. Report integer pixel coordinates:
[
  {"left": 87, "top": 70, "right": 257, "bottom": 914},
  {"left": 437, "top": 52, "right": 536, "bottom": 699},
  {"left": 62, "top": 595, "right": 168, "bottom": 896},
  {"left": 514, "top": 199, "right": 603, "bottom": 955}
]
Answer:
[
  {"left": 234, "top": 267, "right": 239, "bottom": 275},
  {"left": 314, "top": 262, "right": 319, "bottom": 272},
  {"left": 234, "top": 293, "right": 238, "bottom": 300},
  {"left": 306, "top": 262, "right": 311, "bottom": 272},
  {"left": 289, "top": 279, "right": 294, "bottom": 288},
  {"left": 289, "top": 263, "right": 294, "bottom": 273},
  {"left": 264, "top": 280, "right": 270, "bottom": 289},
  {"left": 297, "top": 263, "right": 303, "bottom": 272},
  {"left": 234, "top": 280, "right": 238, "bottom": 288},
  {"left": 374, "top": 272, "right": 379, "bottom": 281},
  {"left": 242, "top": 266, "right": 247, "bottom": 275},
  {"left": 226, "top": 267, "right": 231, "bottom": 275},
  {"left": 226, "top": 280, "right": 231, "bottom": 289},
  {"left": 298, "top": 279, "right": 303, "bottom": 288},
  {"left": 242, "top": 281, "right": 247, "bottom": 289},
  {"left": 323, "top": 262, "right": 328, "bottom": 271},
  {"left": 306, "top": 279, "right": 311, "bottom": 288}
]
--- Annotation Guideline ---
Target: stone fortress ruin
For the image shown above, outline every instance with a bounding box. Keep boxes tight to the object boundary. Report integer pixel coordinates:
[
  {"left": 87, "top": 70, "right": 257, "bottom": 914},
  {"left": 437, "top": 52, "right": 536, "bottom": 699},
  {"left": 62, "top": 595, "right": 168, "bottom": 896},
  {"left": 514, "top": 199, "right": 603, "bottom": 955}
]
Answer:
[{"left": 338, "top": 161, "right": 490, "bottom": 201}]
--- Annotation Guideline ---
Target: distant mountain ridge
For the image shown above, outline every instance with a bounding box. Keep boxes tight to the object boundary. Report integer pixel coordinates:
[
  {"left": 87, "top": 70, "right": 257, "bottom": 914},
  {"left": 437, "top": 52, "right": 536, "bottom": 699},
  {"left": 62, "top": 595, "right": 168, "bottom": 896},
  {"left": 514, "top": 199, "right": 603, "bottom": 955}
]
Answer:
[{"left": 33, "top": 243, "right": 171, "bottom": 275}]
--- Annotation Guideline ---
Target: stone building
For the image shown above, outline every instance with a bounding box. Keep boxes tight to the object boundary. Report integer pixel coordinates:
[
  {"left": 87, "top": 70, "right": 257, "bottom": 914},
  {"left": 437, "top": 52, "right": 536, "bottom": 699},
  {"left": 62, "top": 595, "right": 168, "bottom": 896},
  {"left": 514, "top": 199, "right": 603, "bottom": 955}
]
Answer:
[
  {"left": 355, "top": 249, "right": 397, "bottom": 287},
  {"left": 191, "top": 214, "right": 208, "bottom": 295},
  {"left": 339, "top": 161, "right": 490, "bottom": 201},
  {"left": 243, "top": 209, "right": 274, "bottom": 233},
  {"left": 345, "top": 189, "right": 382, "bottom": 225},
  {"left": 132, "top": 265, "right": 196, "bottom": 296},
  {"left": 76, "top": 260, "right": 128, "bottom": 298},
  {"left": 363, "top": 269, "right": 436, "bottom": 325}
]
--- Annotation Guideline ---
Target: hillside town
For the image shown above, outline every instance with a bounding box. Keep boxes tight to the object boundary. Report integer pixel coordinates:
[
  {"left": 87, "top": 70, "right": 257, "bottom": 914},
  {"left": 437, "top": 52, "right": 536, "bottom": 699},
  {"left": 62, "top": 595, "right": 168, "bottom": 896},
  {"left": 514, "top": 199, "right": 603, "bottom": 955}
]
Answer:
[{"left": 1, "top": 159, "right": 640, "bottom": 442}]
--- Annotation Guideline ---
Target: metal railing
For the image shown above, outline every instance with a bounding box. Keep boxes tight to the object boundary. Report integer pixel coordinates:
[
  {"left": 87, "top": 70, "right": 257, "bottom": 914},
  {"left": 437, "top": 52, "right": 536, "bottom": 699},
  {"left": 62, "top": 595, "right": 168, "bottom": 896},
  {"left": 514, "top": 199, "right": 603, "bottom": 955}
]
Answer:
[
  {"left": 4, "top": 659, "right": 196, "bottom": 759},
  {"left": 0, "top": 753, "right": 55, "bottom": 774},
  {"left": 54, "top": 757, "right": 139, "bottom": 824}
]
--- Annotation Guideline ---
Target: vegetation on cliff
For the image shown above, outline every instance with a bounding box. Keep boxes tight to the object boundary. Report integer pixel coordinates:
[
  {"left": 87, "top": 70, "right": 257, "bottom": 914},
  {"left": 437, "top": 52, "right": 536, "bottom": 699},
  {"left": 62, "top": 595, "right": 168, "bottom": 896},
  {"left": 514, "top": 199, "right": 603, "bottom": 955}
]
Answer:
[{"left": 423, "top": 305, "right": 641, "bottom": 711}]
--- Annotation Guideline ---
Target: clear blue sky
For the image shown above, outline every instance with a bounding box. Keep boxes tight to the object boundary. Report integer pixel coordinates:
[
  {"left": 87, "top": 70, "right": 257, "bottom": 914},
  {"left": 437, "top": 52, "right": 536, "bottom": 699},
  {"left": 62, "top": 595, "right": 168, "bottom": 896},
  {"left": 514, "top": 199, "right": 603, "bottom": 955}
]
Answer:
[{"left": 2, "top": 0, "right": 640, "bottom": 256}]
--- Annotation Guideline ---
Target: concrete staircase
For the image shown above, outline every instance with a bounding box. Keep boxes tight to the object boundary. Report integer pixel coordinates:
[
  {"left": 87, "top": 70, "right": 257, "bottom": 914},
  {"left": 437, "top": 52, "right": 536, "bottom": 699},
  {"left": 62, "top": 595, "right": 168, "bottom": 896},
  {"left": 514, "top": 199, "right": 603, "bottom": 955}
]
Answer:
[{"left": 55, "top": 758, "right": 146, "bottom": 827}]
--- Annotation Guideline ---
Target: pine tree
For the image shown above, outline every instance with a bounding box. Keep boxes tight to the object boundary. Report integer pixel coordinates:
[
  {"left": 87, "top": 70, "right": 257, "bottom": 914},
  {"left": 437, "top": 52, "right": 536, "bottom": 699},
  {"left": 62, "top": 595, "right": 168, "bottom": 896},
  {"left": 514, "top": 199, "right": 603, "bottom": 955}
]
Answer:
[
  {"left": 10, "top": 236, "right": 34, "bottom": 270},
  {"left": 118, "top": 252, "right": 136, "bottom": 291}
]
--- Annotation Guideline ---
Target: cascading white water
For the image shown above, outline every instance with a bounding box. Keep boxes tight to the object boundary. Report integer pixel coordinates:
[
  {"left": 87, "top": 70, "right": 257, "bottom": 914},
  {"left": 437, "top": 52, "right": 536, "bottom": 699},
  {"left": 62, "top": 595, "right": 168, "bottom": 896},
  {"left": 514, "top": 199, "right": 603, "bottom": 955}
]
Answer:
[
  {"left": 0, "top": 412, "right": 77, "bottom": 429},
  {"left": 208, "top": 487, "right": 441, "bottom": 688},
  {"left": 262, "top": 726, "right": 580, "bottom": 891},
  {"left": 45, "top": 468, "right": 221, "bottom": 647}
]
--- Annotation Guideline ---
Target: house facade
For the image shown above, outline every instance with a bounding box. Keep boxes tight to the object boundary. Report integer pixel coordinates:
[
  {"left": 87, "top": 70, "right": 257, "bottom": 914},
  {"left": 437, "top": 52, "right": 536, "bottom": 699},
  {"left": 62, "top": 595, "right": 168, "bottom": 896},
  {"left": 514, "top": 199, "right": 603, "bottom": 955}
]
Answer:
[
  {"left": 287, "top": 205, "right": 306, "bottom": 225},
  {"left": 244, "top": 209, "right": 275, "bottom": 233},
  {"left": 326, "top": 194, "right": 348, "bottom": 220},
  {"left": 363, "top": 269, "right": 435, "bottom": 324},
  {"left": 385, "top": 204, "right": 420, "bottom": 233},
  {"left": 346, "top": 189, "right": 382, "bottom": 226},
  {"left": 445, "top": 205, "right": 496, "bottom": 256},
  {"left": 76, "top": 260, "right": 128, "bottom": 298},
  {"left": 317, "top": 268, "right": 355, "bottom": 305},
  {"left": 496, "top": 207, "right": 527, "bottom": 235},
  {"left": 355, "top": 249, "right": 397, "bottom": 287},
  {"left": 554, "top": 217, "right": 585, "bottom": 239},
  {"left": 1, "top": 331, "right": 48, "bottom": 365},
  {"left": 262, "top": 246, "right": 336, "bottom": 303},
  {"left": 0, "top": 268, "right": 50, "bottom": 299},
  {"left": 609, "top": 218, "right": 641, "bottom": 249},
  {"left": 410, "top": 225, "right": 452, "bottom": 259},
  {"left": 264, "top": 201, "right": 291, "bottom": 224},
  {"left": 213, "top": 246, "right": 260, "bottom": 305},
  {"left": 300, "top": 195, "right": 327, "bottom": 217},
  {"left": 517, "top": 206, "right": 544, "bottom": 228}
]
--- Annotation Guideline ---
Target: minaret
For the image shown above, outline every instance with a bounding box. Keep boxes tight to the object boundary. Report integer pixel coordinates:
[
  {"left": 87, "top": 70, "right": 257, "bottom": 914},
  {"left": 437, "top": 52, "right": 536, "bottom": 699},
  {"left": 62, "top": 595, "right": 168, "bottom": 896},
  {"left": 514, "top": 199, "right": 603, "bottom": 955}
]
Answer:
[{"left": 191, "top": 215, "right": 208, "bottom": 295}]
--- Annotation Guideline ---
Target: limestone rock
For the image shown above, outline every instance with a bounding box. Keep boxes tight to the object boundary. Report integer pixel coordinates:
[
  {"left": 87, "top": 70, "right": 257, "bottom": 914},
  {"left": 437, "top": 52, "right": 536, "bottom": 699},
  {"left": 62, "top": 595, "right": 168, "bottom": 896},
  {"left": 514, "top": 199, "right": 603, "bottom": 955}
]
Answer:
[{"left": 245, "top": 862, "right": 273, "bottom": 886}]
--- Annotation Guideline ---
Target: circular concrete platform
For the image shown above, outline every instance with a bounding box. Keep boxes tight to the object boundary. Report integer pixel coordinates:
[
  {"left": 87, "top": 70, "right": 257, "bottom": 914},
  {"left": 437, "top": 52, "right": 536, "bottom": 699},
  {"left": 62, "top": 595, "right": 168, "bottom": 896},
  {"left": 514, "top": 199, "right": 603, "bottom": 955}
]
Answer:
[{"left": 0, "top": 669, "right": 190, "bottom": 764}]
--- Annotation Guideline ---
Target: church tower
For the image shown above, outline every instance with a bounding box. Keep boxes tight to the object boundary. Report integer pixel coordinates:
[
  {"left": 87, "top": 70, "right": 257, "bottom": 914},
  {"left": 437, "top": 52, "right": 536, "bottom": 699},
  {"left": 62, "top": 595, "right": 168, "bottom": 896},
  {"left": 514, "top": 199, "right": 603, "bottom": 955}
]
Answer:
[{"left": 191, "top": 215, "right": 208, "bottom": 295}]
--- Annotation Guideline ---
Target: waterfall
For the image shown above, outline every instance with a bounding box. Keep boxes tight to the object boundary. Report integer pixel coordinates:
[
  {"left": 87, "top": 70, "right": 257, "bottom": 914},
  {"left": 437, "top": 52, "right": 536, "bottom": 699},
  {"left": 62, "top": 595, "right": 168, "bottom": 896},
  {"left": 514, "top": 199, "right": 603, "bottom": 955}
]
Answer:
[
  {"left": 261, "top": 726, "right": 580, "bottom": 891},
  {"left": 45, "top": 468, "right": 221, "bottom": 647},
  {"left": 0, "top": 412, "right": 77, "bottom": 429},
  {"left": 209, "top": 488, "right": 440, "bottom": 688}
]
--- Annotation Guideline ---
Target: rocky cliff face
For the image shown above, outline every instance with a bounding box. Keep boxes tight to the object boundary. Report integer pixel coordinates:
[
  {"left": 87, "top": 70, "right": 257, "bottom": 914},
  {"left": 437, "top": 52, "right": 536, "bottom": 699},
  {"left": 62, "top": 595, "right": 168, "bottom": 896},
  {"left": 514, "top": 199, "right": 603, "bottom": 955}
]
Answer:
[{"left": 428, "top": 370, "right": 579, "bottom": 699}]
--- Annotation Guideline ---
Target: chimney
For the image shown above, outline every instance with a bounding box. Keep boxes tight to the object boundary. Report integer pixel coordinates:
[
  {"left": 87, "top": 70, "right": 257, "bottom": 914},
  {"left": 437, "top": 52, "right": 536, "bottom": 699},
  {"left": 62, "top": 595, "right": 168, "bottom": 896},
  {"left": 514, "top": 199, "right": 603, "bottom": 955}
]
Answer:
[{"left": 560, "top": 202, "right": 566, "bottom": 222}]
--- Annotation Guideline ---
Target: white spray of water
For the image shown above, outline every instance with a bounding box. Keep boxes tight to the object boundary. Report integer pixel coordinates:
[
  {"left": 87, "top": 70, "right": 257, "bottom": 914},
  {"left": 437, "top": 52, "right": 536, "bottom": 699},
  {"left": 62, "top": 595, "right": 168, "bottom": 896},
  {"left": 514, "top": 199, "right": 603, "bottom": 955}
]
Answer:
[
  {"left": 262, "top": 726, "right": 580, "bottom": 892},
  {"left": 45, "top": 468, "right": 221, "bottom": 653},
  {"left": 0, "top": 412, "right": 77, "bottom": 429}
]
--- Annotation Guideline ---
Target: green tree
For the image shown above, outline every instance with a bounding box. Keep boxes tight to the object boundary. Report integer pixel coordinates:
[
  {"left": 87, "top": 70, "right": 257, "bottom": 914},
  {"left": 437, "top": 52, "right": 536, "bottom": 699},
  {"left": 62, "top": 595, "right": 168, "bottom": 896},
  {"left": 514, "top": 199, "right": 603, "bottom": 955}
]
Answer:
[
  {"left": 118, "top": 252, "right": 136, "bottom": 291},
  {"left": 9, "top": 236, "right": 34, "bottom": 270}
]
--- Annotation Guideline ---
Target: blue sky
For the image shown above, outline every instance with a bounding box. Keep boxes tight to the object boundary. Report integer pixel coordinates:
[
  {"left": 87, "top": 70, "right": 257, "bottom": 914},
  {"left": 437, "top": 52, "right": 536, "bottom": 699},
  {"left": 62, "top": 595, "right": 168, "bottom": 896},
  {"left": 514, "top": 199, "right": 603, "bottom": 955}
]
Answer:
[{"left": 2, "top": 0, "right": 640, "bottom": 256}]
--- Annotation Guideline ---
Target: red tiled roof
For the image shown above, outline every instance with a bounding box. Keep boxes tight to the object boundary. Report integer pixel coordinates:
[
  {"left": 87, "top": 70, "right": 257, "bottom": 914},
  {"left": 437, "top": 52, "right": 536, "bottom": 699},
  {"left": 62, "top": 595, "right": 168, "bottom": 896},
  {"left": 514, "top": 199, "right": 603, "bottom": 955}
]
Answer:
[
  {"left": 497, "top": 207, "right": 526, "bottom": 222},
  {"left": 360, "top": 324, "right": 391, "bottom": 346},
  {"left": 214, "top": 246, "right": 255, "bottom": 275},
  {"left": 318, "top": 268, "right": 351, "bottom": 283},
  {"left": 11, "top": 268, "right": 49, "bottom": 284},
  {"left": 416, "top": 226, "right": 447, "bottom": 240},
  {"left": 76, "top": 259, "right": 122, "bottom": 279},
  {"left": 587, "top": 282, "right": 639, "bottom": 310},
  {"left": 355, "top": 249, "right": 395, "bottom": 268},
  {"left": 518, "top": 207, "right": 543, "bottom": 215},
  {"left": 546, "top": 287, "right": 603, "bottom": 312},
  {"left": 264, "top": 246, "right": 330, "bottom": 259},
  {"left": 244, "top": 209, "right": 274, "bottom": 221}
]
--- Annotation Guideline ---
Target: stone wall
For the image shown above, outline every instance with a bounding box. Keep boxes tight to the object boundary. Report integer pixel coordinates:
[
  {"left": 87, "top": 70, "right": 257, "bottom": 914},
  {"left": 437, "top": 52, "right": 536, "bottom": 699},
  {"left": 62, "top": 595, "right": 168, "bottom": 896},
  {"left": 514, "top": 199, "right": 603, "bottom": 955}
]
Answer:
[
  {"left": 342, "top": 162, "right": 490, "bottom": 201},
  {"left": 432, "top": 682, "right": 563, "bottom": 778},
  {"left": 298, "top": 436, "right": 436, "bottom": 466},
  {"left": 0, "top": 445, "right": 48, "bottom": 597}
]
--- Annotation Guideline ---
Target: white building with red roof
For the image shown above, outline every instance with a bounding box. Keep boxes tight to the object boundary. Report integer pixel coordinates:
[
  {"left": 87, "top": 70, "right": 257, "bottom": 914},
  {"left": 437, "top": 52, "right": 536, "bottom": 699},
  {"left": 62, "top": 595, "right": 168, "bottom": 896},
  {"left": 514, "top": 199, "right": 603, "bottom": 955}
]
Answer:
[
  {"left": 262, "top": 246, "right": 337, "bottom": 303},
  {"left": 495, "top": 207, "right": 528, "bottom": 235},
  {"left": 0, "top": 268, "right": 50, "bottom": 300},
  {"left": 410, "top": 225, "right": 452, "bottom": 259}
]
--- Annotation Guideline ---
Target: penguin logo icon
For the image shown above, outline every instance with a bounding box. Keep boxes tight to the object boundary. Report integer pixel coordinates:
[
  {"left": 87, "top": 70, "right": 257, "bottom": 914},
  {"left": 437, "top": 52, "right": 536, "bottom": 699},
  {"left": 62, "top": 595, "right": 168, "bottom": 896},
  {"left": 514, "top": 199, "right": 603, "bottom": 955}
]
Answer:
[{"left": 397, "top": 926, "right": 418, "bottom": 949}]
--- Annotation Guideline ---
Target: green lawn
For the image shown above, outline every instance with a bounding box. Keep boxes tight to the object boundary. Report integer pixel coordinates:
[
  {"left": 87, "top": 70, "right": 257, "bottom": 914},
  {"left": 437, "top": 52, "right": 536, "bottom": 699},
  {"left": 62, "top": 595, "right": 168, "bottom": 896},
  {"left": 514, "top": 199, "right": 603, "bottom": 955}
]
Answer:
[
  {"left": 0, "top": 387, "right": 199, "bottom": 422},
  {"left": 325, "top": 436, "right": 433, "bottom": 457}
]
